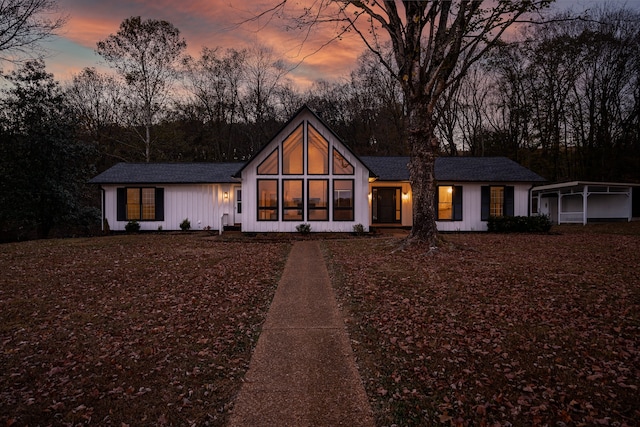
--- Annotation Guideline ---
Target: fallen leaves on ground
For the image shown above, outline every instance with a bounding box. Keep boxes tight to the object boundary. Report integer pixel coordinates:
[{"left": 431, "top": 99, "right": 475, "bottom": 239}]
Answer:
[
  {"left": 325, "top": 225, "right": 640, "bottom": 426},
  {"left": 1, "top": 233, "right": 290, "bottom": 426}
]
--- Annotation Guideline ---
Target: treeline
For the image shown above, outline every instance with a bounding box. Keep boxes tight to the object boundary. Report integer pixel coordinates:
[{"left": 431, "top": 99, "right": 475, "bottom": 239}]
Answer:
[{"left": 1, "top": 6, "right": 639, "bottom": 239}]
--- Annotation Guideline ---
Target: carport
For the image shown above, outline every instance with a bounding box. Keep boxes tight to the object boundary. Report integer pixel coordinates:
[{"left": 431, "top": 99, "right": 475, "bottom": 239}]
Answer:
[{"left": 530, "top": 181, "right": 638, "bottom": 225}]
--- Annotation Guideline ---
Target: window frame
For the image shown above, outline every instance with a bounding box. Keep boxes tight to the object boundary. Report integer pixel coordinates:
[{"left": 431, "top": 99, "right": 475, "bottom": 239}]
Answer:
[
  {"left": 257, "top": 179, "right": 279, "bottom": 221},
  {"left": 481, "top": 185, "right": 514, "bottom": 220},
  {"left": 436, "top": 185, "right": 463, "bottom": 221},
  {"left": 257, "top": 148, "right": 279, "bottom": 175},
  {"left": 117, "top": 187, "right": 163, "bottom": 222},
  {"left": 307, "top": 124, "right": 329, "bottom": 175},
  {"left": 333, "top": 179, "right": 354, "bottom": 221},
  {"left": 332, "top": 148, "right": 354, "bottom": 175},
  {"left": 307, "top": 179, "right": 329, "bottom": 221},
  {"left": 282, "top": 179, "right": 304, "bottom": 221},
  {"left": 282, "top": 124, "right": 304, "bottom": 175}
]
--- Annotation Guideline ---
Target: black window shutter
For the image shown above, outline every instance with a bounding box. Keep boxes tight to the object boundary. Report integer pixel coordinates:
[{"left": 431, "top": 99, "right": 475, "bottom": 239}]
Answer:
[
  {"left": 453, "top": 186, "right": 463, "bottom": 221},
  {"left": 117, "top": 188, "right": 126, "bottom": 221},
  {"left": 481, "top": 186, "right": 490, "bottom": 221},
  {"left": 155, "top": 188, "right": 164, "bottom": 221},
  {"left": 504, "top": 186, "right": 515, "bottom": 217}
]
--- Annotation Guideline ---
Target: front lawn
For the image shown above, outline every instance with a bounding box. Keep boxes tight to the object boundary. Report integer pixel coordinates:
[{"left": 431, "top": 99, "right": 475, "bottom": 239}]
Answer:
[
  {"left": 325, "top": 224, "right": 639, "bottom": 426},
  {"left": 0, "top": 234, "right": 290, "bottom": 426}
]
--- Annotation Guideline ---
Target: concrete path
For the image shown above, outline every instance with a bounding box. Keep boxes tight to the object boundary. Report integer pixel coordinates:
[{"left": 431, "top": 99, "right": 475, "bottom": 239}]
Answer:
[{"left": 228, "top": 240, "right": 375, "bottom": 427}]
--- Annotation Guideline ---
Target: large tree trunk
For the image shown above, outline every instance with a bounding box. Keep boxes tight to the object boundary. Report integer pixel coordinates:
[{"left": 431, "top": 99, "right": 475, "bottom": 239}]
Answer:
[{"left": 407, "top": 106, "right": 439, "bottom": 246}]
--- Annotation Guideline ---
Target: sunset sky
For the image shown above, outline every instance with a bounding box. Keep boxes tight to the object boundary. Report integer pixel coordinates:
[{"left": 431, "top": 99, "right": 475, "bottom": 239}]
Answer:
[{"left": 40, "top": 0, "right": 635, "bottom": 89}]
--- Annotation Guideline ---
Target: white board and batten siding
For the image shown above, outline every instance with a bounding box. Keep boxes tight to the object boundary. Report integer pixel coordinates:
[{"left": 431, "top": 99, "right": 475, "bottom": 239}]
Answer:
[
  {"left": 436, "top": 183, "right": 533, "bottom": 232},
  {"left": 240, "top": 109, "right": 370, "bottom": 233},
  {"left": 103, "top": 184, "right": 233, "bottom": 231}
]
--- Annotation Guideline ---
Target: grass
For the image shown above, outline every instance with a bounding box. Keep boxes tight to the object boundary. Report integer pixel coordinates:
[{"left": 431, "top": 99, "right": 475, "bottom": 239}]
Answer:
[
  {"left": 1, "top": 224, "right": 639, "bottom": 426},
  {"left": 0, "top": 234, "right": 291, "bottom": 426},
  {"left": 324, "top": 223, "right": 640, "bottom": 426}
]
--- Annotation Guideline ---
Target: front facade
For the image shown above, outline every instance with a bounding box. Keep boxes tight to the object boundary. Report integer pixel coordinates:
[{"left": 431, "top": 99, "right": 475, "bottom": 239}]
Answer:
[{"left": 90, "top": 106, "right": 548, "bottom": 233}]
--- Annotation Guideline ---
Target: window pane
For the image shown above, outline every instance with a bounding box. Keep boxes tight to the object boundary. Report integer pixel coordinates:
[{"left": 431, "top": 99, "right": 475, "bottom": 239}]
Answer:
[
  {"left": 257, "top": 148, "right": 278, "bottom": 175},
  {"left": 490, "top": 186, "right": 504, "bottom": 217},
  {"left": 258, "top": 180, "right": 278, "bottom": 207},
  {"left": 438, "top": 186, "right": 453, "bottom": 220},
  {"left": 333, "top": 148, "right": 353, "bottom": 174},
  {"left": 308, "top": 125, "right": 328, "bottom": 174},
  {"left": 283, "top": 180, "right": 303, "bottom": 221},
  {"left": 308, "top": 180, "right": 328, "bottom": 221},
  {"left": 126, "top": 188, "right": 140, "bottom": 220},
  {"left": 283, "top": 125, "right": 303, "bottom": 174},
  {"left": 334, "top": 180, "right": 354, "bottom": 221},
  {"left": 141, "top": 188, "right": 156, "bottom": 220}
]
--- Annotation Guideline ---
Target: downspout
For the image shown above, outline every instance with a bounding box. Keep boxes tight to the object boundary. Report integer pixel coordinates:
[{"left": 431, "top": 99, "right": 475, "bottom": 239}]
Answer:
[{"left": 100, "top": 186, "right": 105, "bottom": 231}]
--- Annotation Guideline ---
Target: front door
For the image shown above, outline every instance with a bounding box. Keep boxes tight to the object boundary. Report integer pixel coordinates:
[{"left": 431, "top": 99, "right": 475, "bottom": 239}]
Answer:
[{"left": 373, "top": 187, "right": 401, "bottom": 224}]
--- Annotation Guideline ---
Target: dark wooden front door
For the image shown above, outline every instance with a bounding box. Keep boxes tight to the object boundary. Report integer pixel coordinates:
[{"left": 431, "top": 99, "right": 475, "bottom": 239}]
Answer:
[{"left": 374, "top": 187, "right": 401, "bottom": 223}]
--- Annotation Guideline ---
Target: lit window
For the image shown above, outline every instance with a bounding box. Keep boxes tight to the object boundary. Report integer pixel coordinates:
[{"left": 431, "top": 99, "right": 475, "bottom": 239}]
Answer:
[
  {"left": 333, "top": 180, "right": 354, "bottom": 221},
  {"left": 283, "top": 180, "right": 303, "bottom": 221},
  {"left": 257, "top": 148, "right": 278, "bottom": 175},
  {"left": 127, "top": 188, "right": 141, "bottom": 220},
  {"left": 258, "top": 180, "right": 278, "bottom": 221},
  {"left": 333, "top": 148, "right": 353, "bottom": 174},
  {"left": 308, "top": 180, "right": 328, "bottom": 221},
  {"left": 308, "top": 125, "right": 328, "bottom": 174},
  {"left": 283, "top": 125, "right": 303, "bottom": 174},
  {"left": 490, "top": 186, "right": 504, "bottom": 217},
  {"left": 438, "top": 186, "right": 453, "bottom": 220},
  {"left": 124, "top": 188, "right": 159, "bottom": 221}
]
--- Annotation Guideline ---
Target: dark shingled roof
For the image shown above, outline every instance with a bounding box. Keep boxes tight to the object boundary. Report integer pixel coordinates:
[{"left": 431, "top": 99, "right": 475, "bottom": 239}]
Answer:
[
  {"left": 88, "top": 162, "right": 242, "bottom": 184},
  {"left": 89, "top": 157, "right": 545, "bottom": 185},
  {"left": 361, "top": 156, "right": 546, "bottom": 182}
]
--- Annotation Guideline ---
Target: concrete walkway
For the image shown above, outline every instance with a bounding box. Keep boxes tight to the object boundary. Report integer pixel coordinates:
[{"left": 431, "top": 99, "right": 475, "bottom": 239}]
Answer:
[{"left": 228, "top": 240, "right": 375, "bottom": 427}]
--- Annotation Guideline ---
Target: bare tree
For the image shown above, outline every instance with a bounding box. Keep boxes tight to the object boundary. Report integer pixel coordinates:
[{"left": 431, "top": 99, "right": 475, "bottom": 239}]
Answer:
[
  {"left": 0, "top": 0, "right": 66, "bottom": 64},
  {"left": 181, "top": 47, "right": 246, "bottom": 160},
  {"left": 96, "top": 16, "right": 186, "bottom": 162},
  {"left": 254, "top": 0, "right": 552, "bottom": 245}
]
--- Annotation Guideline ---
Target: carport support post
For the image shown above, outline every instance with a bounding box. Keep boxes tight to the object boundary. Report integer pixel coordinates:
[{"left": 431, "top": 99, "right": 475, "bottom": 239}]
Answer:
[{"left": 583, "top": 185, "right": 588, "bottom": 225}]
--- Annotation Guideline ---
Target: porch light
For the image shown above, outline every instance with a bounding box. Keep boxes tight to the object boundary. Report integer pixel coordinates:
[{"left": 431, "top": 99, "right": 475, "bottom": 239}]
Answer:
[
  {"left": 368, "top": 192, "right": 372, "bottom": 201},
  {"left": 223, "top": 191, "right": 229, "bottom": 200},
  {"left": 402, "top": 192, "right": 410, "bottom": 201}
]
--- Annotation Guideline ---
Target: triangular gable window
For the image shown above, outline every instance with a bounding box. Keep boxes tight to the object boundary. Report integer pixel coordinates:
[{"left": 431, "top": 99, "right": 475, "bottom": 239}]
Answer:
[
  {"left": 333, "top": 148, "right": 354, "bottom": 175},
  {"left": 258, "top": 148, "right": 279, "bottom": 175},
  {"left": 308, "top": 125, "right": 328, "bottom": 174},
  {"left": 283, "top": 124, "right": 303, "bottom": 174}
]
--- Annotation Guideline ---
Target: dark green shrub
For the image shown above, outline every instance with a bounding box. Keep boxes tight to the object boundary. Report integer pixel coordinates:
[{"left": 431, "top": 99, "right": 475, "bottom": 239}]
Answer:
[
  {"left": 487, "top": 215, "right": 552, "bottom": 233},
  {"left": 180, "top": 218, "right": 191, "bottom": 231},
  {"left": 352, "top": 223, "right": 366, "bottom": 236},
  {"left": 125, "top": 220, "right": 140, "bottom": 233},
  {"left": 296, "top": 223, "right": 311, "bottom": 235}
]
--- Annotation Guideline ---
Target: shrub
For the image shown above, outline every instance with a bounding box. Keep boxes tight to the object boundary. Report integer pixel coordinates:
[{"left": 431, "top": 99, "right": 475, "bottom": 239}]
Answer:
[
  {"left": 296, "top": 223, "right": 311, "bottom": 235},
  {"left": 352, "top": 223, "right": 366, "bottom": 236},
  {"left": 180, "top": 218, "right": 191, "bottom": 231},
  {"left": 125, "top": 220, "right": 140, "bottom": 233},
  {"left": 488, "top": 215, "right": 552, "bottom": 233}
]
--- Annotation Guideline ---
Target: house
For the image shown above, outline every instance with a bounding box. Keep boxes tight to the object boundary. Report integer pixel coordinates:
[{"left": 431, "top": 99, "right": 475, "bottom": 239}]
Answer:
[
  {"left": 530, "top": 181, "right": 640, "bottom": 224},
  {"left": 89, "top": 106, "right": 547, "bottom": 233}
]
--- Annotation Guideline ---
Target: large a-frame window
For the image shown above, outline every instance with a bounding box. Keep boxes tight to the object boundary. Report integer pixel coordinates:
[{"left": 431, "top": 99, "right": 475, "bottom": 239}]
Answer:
[{"left": 255, "top": 120, "right": 356, "bottom": 222}]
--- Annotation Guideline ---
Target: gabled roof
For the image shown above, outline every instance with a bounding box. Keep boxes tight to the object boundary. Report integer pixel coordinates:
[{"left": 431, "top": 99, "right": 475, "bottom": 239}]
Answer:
[
  {"left": 361, "top": 156, "right": 546, "bottom": 182},
  {"left": 88, "top": 162, "right": 242, "bottom": 184},
  {"left": 233, "top": 104, "right": 376, "bottom": 178}
]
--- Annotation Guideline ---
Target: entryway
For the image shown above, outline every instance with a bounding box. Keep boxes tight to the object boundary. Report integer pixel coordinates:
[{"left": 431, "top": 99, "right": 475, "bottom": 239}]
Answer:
[{"left": 372, "top": 187, "right": 401, "bottom": 224}]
